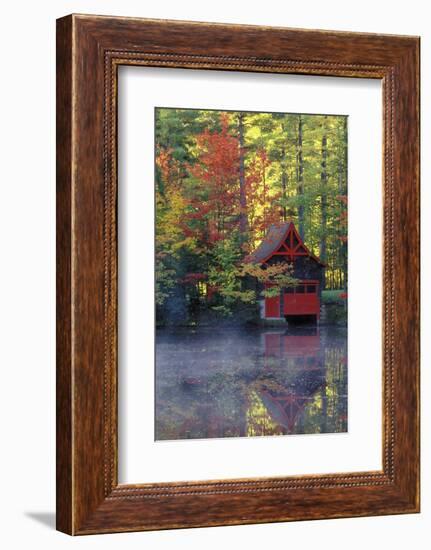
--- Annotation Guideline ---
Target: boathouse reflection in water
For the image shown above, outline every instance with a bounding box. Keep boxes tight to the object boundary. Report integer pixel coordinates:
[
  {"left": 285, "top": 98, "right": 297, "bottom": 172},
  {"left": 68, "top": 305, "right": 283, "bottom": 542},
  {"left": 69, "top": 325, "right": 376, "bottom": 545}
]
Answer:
[{"left": 155, "top": 327, "right": 347, "bottom": 441}]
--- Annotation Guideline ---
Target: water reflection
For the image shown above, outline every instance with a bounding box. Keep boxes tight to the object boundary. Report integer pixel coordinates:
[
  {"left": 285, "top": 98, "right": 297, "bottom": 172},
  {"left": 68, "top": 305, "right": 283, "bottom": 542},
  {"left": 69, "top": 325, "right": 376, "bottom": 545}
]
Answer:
[{"left": 155, "top": 327, "right": 347, "bottom": 440}]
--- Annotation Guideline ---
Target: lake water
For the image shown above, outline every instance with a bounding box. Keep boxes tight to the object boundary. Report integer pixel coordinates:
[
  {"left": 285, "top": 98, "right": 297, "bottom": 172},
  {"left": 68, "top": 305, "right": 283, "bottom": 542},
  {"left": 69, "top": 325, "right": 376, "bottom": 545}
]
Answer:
[{"left": 155, "top": 326, "right": 347, "bottom": 440}]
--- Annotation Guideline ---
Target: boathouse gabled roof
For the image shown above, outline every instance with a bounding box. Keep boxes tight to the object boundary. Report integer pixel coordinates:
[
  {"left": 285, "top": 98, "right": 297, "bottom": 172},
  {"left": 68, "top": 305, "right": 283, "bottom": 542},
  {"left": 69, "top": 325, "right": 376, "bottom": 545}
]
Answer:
[{"left": 245, "top": 221, "right": 325, "bottom": 266}]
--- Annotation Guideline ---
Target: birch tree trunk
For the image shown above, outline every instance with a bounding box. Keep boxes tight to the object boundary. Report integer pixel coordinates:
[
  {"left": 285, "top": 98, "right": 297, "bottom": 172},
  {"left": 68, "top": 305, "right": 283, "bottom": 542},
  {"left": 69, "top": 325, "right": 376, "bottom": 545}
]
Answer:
[{"left": 238, "top": 112, "right": 248, "bottom": 242}]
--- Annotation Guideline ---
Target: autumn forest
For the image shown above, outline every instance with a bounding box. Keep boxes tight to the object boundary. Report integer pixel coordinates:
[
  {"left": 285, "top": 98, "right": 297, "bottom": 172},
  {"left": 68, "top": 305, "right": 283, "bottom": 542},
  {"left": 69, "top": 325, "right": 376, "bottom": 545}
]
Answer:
[{"left": 155, "top": 107, "right": 348, "bottom": 326}]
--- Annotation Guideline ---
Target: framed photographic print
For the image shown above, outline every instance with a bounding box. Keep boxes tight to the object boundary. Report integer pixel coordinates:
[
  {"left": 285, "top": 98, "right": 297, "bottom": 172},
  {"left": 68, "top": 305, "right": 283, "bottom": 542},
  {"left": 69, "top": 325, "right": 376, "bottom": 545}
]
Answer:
[{"left": 56, "top": 14, "right": 420, "bottom": 534}]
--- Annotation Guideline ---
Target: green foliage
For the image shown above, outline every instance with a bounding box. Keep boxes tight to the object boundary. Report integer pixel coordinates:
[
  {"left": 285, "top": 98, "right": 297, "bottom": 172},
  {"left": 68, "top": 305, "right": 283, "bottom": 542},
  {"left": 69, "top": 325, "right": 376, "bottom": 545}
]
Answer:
[
  {"left": 207, "top": 236, "right": 257, "bottom": 316},
  {"left": 322, "top": 289, "right": 346, "bottom": 304},
  {"left": 240, "top": 262, "right": 298, "bottom": 298},
  {"left": 155, "top": 260, "right": 176, "bottom": 306}
]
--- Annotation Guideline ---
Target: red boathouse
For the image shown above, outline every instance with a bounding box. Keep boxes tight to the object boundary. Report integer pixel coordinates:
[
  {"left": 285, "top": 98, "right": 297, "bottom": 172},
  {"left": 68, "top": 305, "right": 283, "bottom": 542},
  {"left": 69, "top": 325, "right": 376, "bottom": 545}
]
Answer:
[{"left": 246, "top": 222, "right": 325, "bottom": 322}]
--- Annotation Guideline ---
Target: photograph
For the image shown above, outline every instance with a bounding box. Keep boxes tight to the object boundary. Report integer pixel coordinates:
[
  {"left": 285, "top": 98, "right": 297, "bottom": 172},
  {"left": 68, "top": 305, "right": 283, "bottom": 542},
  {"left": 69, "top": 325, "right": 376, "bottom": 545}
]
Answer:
[{"left": 154, "top": 107, "right": 348, "bottom": 441}]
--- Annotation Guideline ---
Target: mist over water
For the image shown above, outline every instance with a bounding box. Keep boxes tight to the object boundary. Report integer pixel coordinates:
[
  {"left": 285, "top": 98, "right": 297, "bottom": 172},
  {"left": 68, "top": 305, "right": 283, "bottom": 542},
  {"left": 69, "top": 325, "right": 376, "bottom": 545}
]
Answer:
[{"left": 155, "top": 326, "right": 347, "bottom": 441}]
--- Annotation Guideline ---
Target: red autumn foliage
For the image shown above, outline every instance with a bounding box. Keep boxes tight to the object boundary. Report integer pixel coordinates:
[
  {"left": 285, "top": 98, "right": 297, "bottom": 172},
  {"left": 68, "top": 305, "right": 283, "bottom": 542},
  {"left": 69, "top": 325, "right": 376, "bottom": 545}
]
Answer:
[
  {"left": 187, "top": 114, "right": 241, "bottom": 244},
  {"left": 180, "top": 273, "right": 207, "bottom": 284}
]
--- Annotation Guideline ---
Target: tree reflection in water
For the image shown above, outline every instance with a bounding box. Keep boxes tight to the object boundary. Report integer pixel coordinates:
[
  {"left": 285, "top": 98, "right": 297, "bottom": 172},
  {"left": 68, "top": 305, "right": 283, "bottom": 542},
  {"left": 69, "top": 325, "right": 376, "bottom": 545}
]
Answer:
[{"left": 155, "top": 327, "right": 347, "bottom": 441}]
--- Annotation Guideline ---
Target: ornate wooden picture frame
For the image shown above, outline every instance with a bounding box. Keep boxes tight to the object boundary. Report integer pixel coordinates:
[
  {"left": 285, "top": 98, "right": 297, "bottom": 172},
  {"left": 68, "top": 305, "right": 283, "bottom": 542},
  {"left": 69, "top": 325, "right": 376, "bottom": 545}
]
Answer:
[{"left": 56, "top": 14, "right": 420, "bottom": 535}]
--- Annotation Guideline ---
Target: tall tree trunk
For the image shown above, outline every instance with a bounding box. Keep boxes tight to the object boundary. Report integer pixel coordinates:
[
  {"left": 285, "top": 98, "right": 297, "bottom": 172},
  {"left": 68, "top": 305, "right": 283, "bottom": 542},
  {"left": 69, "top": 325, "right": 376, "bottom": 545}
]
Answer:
[
  {"left": 320, "top": 120, "right": 328, "bottom": 268},
  {"left": 281, "top": 146, "right": 287, "bottom": 222},
  {"left": 238, "top": 113, "right": 248, "bottom": 242},
  {"left": 296, "top": 115, "right": 305, "bottom": 238}
]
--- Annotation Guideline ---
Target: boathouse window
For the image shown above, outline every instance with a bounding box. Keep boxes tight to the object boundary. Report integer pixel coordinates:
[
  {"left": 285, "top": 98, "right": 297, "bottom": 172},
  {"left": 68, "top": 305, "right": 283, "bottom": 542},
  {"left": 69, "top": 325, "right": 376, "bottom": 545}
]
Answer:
[
  {"left": 284, "top": 284, "right": 317, "bottom": 294},
  {"left": 296, "top": 285, "right": 305, "bottom": 293}
]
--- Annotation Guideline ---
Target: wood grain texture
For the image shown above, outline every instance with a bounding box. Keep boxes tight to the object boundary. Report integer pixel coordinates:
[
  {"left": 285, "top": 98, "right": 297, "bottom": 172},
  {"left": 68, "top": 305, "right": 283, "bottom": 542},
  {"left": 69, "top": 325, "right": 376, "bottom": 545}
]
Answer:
[
  {"left": 56, "top": 16, "right": 73, "bottom": 535},
  {"left": 56, "top": 14, "right": 420, "bottom": 535}
]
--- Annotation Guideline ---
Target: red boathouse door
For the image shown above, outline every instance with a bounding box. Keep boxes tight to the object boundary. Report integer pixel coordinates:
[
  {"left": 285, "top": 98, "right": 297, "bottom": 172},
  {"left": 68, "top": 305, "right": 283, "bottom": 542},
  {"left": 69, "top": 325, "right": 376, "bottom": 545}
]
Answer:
[
  {"left": 283, "top": 281, "right": 320, "bottom": 320},
  {"left": 264, "top": 283, "right": 280, "bottom": 318}
]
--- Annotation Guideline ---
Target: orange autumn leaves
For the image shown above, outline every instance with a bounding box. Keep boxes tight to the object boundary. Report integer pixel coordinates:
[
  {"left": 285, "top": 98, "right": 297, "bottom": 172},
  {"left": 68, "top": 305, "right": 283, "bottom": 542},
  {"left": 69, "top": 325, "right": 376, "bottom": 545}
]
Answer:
[{"left": 156, "top": 113, "right": 279, "bottom": 254}]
